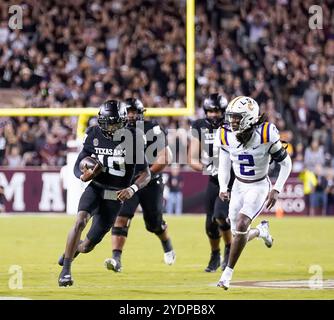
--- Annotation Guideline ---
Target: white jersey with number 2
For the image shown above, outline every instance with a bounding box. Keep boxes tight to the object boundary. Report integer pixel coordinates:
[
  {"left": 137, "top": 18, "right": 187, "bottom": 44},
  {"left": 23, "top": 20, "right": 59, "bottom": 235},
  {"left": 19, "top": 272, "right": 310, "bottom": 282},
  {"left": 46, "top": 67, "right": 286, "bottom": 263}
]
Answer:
[{"left": 214, "top": 122, "right": 281, "bottom": 181}]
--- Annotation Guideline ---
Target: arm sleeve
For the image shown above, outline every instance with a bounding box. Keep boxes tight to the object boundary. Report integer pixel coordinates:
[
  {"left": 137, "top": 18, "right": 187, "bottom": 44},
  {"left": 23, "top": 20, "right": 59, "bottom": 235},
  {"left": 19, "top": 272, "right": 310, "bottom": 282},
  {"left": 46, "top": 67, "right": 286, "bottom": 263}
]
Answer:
[
  {"left": 227, "top": 167, "right": 235, "bottom": 191},
  {"left": 218, "top": 147, "right": 231, "bottom": 193},
  {"left": 273, "top": 154, "right": 292, "bottom": 193}
]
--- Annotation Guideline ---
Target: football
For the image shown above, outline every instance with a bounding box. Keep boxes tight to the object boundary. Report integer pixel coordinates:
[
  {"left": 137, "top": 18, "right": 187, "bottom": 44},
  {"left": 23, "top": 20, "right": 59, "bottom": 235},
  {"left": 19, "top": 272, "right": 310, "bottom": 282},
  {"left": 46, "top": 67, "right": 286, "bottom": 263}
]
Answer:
[{"left": 79, "top": 156, "right": 100, "bottom": 172}]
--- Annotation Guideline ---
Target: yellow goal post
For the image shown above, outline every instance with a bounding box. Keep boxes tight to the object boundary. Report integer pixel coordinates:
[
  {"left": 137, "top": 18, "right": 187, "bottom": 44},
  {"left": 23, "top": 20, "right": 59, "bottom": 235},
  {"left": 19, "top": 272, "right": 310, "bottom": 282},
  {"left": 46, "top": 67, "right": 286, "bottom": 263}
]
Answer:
[{"left": 0, "top": 0, "right": 195, "bottom": 139}]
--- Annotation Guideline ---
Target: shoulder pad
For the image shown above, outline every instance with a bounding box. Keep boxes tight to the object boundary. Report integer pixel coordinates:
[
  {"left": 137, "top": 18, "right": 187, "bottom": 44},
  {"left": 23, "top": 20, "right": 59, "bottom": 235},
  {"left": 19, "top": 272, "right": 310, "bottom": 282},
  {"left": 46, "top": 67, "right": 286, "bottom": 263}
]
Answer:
[
  {"left": 220, "top": 127, "right": 230, "bottom": 146},
  {"left": 260, "top": 122, "right": 280, "bottom": 144}
]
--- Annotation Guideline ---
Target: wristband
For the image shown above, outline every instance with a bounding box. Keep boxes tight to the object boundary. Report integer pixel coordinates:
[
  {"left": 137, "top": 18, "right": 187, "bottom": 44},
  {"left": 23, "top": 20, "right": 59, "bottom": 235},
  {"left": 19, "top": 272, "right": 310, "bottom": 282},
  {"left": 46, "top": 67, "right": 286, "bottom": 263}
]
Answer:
[{"left": 130, "top": 184, "right": 139, "bottom": 193}]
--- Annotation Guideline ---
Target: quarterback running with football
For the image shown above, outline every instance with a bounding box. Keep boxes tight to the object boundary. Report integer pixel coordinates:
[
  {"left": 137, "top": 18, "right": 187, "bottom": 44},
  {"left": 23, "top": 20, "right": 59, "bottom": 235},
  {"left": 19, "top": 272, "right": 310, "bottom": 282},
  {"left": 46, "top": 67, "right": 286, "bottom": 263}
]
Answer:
[
  {"left": 215, "top": 96, "right": 292, "bottom": 290},
  {"left": 58, "top": 100, "right": 150, "bottom": 287}
]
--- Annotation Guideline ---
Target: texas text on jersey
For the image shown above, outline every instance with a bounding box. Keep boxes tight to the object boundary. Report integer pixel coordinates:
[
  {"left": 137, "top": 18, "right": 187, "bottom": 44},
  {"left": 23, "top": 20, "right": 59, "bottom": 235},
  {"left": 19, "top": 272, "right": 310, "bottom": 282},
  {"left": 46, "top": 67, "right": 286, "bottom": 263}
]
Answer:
[{"left": 74, "top": 125, "right": 148, "bottom": 190}]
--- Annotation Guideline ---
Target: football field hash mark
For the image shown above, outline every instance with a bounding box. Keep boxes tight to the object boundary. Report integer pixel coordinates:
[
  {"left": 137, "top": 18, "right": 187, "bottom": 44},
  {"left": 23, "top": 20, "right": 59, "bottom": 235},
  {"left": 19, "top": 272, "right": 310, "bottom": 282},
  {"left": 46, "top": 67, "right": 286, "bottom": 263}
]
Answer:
[{"left": 232, "top": 280, "right": 334, "bottom": 290}]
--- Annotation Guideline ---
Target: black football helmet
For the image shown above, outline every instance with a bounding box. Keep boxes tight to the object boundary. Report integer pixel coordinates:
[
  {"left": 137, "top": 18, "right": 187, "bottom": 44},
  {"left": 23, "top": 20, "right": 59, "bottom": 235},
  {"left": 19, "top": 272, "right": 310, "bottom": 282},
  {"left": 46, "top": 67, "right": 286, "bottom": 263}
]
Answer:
[
  {"left": 97, "top": 100, "right": 127, "bottom": 138},
  {"left": 203, "top": 93, "right": 228, "bottom": 127},
  {"left": 123, "top": 98, "right": 145, "bottom": 125}
]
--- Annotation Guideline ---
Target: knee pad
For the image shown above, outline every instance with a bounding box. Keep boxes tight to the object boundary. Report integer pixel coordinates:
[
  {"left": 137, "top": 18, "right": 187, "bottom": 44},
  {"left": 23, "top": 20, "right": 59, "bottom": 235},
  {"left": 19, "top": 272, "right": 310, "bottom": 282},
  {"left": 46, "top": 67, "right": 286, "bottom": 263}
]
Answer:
[
  {"left": 205, "top": 217, "right": 220, "bottom": 239},
  {"left": 145, "top": 220, "right": 167, "bottom": 235},
  {"left": 216, "top": 218, "right": 231, "bottom": 232},
  {"left": 112, "top": 226, "right": 129, "bottom": 237}
]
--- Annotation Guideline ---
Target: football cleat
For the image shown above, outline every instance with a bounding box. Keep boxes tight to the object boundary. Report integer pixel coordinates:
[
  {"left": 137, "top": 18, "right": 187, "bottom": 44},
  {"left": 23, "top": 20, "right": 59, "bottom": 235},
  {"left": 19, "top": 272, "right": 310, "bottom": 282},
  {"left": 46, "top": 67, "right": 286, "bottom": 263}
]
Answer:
[
  {"left": 104, "top": 258, "right": 122, "bottom": 272},
  {"left": 221, "top": 245, "right": 231, "bottom": 271},
  {"left": 256, "top": 220, "right": 274, "bottom": 248},
  {"left": 58, "top": 253, "right": 65, "bottom": 266},
  {"left": 164, "top": 250, "right": 176, "bottom": 265},
  {"left": 205, "top": 253, "right": 222, "bottom": 272},
  {"left": 217, "top": 277, "right": 230, "bottom": 290},
  {"left": 58, "top": 273, "right": 73, "bottom": 287},
  {"left": 58, "top": 241, "right": 83, "bottom": 266},
  {"left": 217, "top": 267, "right": 233, "bottom": 290}
]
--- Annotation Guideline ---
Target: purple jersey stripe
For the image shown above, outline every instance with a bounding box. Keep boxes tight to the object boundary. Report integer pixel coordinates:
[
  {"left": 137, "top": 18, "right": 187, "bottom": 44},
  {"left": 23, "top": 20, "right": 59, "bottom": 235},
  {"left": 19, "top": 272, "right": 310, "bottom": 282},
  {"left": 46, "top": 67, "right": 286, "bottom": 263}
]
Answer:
[
  {"left": 266, "top": 123, "right": 271, "bottom": 143},
  {"left": 260, "top": 123, "right": 265, "bottom": 144},
  {"left": 224, "top": 128, "right": 229, "bottom": 146}
]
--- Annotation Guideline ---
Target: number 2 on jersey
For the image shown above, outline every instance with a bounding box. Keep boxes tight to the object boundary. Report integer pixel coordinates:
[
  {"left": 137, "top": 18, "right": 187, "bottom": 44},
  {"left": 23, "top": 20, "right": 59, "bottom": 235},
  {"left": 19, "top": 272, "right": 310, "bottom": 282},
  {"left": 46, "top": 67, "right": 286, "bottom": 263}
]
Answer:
[{"left": 239, "top": 154, "right": 255, "bottom": 176}]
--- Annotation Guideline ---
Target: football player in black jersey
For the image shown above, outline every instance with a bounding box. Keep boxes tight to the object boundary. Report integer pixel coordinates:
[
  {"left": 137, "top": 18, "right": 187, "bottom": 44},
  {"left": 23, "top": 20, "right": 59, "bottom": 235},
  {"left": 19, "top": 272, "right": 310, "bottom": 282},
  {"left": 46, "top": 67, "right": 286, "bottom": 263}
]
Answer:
[
  {"left": 104, "top": 98, "right": 175, "bottom": 272},
  {"left": 188, "top": 93, "right": 235, "bottom": 272},
  {"left": 58, "top": 100, "right": 151, "bottom": 287}
]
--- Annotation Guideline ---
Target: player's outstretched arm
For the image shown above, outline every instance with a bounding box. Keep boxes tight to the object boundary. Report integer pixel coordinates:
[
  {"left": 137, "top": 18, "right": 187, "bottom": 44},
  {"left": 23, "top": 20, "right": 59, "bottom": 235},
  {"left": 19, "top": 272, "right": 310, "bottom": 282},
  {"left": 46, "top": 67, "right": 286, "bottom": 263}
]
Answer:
[
  {"left": 117, "top": 167, "right": 151, "bottom": 202},
  {"left": 188, "top": 136, "right": 204, "bottom": 172},
  {"left": 266, "top": 147, "right": 292, "bottom": 209},
  {"left": 133, "top": 166, "right": 151, "bottom": 190},
  {"left": 218, "top": 148, "right": 231, "bottom": 201},
  {"left": 150, "top": 146, "right": 173, "bottom": 176}
]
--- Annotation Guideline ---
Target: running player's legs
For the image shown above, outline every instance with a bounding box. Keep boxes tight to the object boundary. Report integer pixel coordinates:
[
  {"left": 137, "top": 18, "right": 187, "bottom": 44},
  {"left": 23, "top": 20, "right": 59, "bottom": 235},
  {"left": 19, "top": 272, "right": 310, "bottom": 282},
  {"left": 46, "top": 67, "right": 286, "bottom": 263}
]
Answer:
[
  {"left": 205, "top": 181, "right": 220, "bottom": 240},
  {"left": 227, "top": 180, "right": 243, "bottom": 234},
  {"left": 113, "top": 193, "right": 139, "bottom": 243},
  {"left": 241, "top": 178, "right": 272, "bottom": 242},
  {"left": 58, "top": 184, "right": 101, "bottom": 286},
  {"left": 139, "top": 181, "right": 165, "bottom": 234},
  {"left": 213, "top": 197, "right": 232, "bottom": 270},
  {"left": 204, "top": 180, "right": 223, "bottom": 272},
  {"left": 139, "top": 180, "right": 175, "bottom": 265},
  {"left": 218, "top": 179, "right": 272, "bottom": 290},
  {"left": 241, "top": 178, "right": 271, "bottom": 222},
  {"left": 85, "top": 199, "right": 121, "bottom": 251},
  {"left": 64, "top": 184, "right": 100, "bottom": 258},
  {"left": 106, "top": 193, "right": 140, "bottom": 272}
]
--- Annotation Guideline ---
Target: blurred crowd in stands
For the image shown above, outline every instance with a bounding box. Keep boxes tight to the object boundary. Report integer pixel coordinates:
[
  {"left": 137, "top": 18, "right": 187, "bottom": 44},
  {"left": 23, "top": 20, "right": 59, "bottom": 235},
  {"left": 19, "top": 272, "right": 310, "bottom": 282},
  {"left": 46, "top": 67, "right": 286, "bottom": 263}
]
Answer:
[{"left": 1, "top": 0, "right": 334, "bottom": 214}]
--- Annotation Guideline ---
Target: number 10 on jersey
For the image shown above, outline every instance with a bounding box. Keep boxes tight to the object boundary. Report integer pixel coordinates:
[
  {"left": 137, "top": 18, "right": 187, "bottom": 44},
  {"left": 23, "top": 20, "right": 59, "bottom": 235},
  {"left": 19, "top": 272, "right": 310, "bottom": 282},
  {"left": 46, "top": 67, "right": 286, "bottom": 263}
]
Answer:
[{"left": 97, "top": 155, "right": 126, "bottom": 177}]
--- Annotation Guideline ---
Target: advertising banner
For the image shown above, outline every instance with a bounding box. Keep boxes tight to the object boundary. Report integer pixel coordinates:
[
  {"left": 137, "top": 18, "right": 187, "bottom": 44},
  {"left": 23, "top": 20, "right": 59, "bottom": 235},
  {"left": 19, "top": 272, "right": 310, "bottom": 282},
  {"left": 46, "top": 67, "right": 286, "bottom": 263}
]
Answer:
[{"left": 0, "top": 168, "right": 307, "bottom": 215}]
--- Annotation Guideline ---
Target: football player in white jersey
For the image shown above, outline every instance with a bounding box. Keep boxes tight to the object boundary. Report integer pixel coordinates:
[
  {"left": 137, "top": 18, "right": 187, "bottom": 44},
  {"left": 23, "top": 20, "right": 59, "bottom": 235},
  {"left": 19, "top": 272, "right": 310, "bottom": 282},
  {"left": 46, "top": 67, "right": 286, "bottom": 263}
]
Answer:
[{"left": 214, "top": 96, "right": 292, "bottom": 290}]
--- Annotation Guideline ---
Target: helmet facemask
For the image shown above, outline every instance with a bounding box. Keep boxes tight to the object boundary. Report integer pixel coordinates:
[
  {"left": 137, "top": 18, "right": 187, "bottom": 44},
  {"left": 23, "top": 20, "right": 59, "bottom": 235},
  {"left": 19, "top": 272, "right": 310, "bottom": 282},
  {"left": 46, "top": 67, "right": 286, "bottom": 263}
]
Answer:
[
  {"left": 126, "top": 107, "right": 144, "bottom": 126},
  {"left": 203, "top": 94, "right": 228, "bottom": 128},
  {"left": 205, "top": 109, "right": 224, "bottom": 128},
  {"left": 97, "top": 116, "right": 125, "bottom": 138},
  {"left": 124, "top": 98, "right": 145, "bottom": 127},
  {"left": 225, "top": 111, "right": 256, "bottom": 133}
]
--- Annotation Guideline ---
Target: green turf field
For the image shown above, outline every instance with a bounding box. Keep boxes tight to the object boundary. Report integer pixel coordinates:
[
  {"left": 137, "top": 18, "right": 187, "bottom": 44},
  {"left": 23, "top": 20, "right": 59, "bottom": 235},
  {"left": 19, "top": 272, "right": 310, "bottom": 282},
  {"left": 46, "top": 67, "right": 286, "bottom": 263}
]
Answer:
[{"left": 0, "top": 214, "right": 333, "bottom": 300}]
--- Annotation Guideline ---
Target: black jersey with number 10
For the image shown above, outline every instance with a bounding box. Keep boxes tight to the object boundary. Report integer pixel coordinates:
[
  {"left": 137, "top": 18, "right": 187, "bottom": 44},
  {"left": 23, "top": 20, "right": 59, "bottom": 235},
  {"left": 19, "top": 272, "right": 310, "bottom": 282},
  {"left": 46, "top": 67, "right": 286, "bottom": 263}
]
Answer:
[{"left": 74, "top": 125, "right": 148, "bottom": 190}]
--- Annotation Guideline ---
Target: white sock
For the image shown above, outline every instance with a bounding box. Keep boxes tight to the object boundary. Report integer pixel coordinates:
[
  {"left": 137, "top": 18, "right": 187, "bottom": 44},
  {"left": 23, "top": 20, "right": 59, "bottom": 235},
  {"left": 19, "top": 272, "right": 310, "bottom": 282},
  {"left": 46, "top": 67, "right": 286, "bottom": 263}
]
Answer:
[
  {"left": 256, "top": 225, "right": 265, "bottom": 238},
  {"left": 223, "top": 266, "right": 234, "bottom": 279}
]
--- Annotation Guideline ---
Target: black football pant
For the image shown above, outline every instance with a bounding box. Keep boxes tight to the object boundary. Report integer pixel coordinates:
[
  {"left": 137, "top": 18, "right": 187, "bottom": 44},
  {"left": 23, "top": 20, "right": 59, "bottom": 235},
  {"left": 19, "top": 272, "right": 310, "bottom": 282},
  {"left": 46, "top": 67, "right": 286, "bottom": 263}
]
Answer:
[
  {"left": 78, "top": 183, "right": 121, "bottom": 245},
  {"left": 118, "top": 178, "right": 167, "bottom": 235},
  {"left": 205, "top": 179, "right": 230, "bottom": 240}
]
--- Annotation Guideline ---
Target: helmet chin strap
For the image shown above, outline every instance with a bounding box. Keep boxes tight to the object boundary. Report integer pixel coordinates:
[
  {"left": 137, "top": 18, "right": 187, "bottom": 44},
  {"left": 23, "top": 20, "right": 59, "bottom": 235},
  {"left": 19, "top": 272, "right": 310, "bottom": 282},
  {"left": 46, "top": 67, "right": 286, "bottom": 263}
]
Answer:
[{"left": 101, "top": 129, "right": 113, "bottom": 139}]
